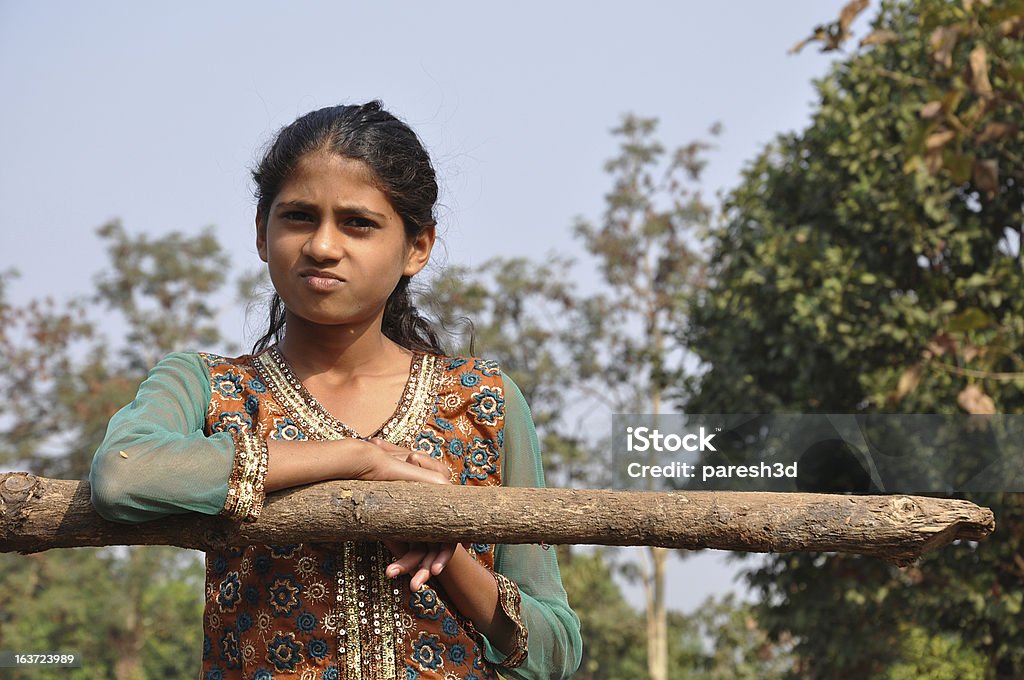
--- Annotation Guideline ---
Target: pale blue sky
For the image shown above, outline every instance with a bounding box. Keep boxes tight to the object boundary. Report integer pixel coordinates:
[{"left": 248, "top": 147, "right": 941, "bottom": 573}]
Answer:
[{"left": 0, "top": 0, "right": 868, "bottom": 612}]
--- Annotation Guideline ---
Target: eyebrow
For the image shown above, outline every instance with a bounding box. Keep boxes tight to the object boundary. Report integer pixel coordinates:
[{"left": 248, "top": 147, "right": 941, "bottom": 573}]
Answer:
[{"left": 276, "top": 200, "right": 389, "bottom": 221}]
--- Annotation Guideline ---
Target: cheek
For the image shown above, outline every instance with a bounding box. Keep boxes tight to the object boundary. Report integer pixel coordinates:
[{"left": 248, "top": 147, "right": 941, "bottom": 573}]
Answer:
[{"left": 263, "top": 232, "right": 300, "bottom": 265}]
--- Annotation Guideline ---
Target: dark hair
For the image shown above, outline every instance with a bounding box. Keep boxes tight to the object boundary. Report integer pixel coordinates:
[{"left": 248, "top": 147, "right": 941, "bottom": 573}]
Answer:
[{"left": 251, "top": 101, "right": 445, "bottom": 355}]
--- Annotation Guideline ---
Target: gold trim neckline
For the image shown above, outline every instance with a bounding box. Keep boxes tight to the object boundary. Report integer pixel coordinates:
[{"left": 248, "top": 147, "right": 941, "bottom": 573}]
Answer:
[{"left": 253, "top": 346, "right": 441, "bottom": 446}]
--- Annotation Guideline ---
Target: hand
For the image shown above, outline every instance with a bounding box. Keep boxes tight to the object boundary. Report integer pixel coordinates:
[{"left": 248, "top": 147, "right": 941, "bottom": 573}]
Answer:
[
  {"left": 369, "top": 437, "right": 453, "bottom": 482},
  {"left": 383, "top": 540, "right": 459, "bottom": 591},
  {"left": 354, "top": 437, "right": 450, "bottom": 485},
  {"left": 368, "top": 438, "right": 460, "bottom": 590}
]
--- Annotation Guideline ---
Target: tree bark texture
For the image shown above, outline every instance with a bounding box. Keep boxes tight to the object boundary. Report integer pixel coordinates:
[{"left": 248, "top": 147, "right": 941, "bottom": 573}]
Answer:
[{"left": 0, "top": 473, "right": 995, "bottom": 566}]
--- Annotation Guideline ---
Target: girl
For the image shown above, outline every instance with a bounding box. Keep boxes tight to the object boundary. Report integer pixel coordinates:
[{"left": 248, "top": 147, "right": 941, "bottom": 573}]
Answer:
[{"left": 90, "top": 102, "right": 582, "bottom": 680}]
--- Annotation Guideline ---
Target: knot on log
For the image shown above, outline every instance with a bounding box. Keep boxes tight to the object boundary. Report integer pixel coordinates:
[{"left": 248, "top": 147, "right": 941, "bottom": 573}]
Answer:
[
  {"left": 1, "top": 473, "right": 42, "bottom": 509},
  {"left": 890, "top": 496, "right": 920, "bottom": 517}
]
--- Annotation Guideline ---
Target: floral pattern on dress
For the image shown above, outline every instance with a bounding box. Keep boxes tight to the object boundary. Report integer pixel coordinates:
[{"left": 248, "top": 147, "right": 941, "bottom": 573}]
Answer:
[
  {"left": 460, "top": 438, "right": 499, "bottom": 484},
  {"left": 267, "top": 632, "right": 304, "bottom": 672},
  {"left": 268, "top": 575, "right": 302, "bottom": 617},
  {"left": 468, "top": 388, "right": 503, "bottom": 426},
  {"left": 410, "top": 587, "right": 446, "bottom": 620},
  {"left": 411, "top": 633, "right": 445, "bottom": 672},
  {"left": 199, "top": 351, "right": 523, "bottom": 679}
]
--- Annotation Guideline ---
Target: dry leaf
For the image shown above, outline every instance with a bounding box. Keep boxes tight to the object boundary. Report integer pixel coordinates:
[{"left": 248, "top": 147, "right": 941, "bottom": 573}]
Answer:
[
  {"left": 926, "top": 129, "right": 956, "bottom": 150},
  {"left": 925, "top": 333, "right": 958, "bottom": 358},
  {"left": 919, "top": 101, "right": 944, "bottom": 119},
  {"left": 958, "top": 384, "right": 996, "bottom": 414},
  {"left": 976, "top": 121, "right": 1017, "bottom": 144},
  {"left": 896, "top": 364, "right": 923, "bottom": 399},
  {"left": 962, "top": 344, "right": 980, "bottom": 363},
  {"left": 924, "top": 149, "right": 944, "bottom": 175},
  {"left": 969, "top": 45, "right": 994, "bottom": 97},
  {"left": 973, "top": 158, "right": 999, "bottom": 197},
  {"left": 930, "top": 27, "right": 959, "bottom": 69},
  {"left": 789, "top": 27, "right": 830, "bottom": 54},
  {"left": 861, "top": 29, "right": 899, "bottom": 47},
  {"left": 998, "top": 17, "right": 1024, "bottom": 38},
  {"left": 839, "top": 0, "right": 870, "bottom": 31}
]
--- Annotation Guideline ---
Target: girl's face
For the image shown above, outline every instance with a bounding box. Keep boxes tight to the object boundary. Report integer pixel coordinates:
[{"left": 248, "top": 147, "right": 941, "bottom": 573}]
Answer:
[{"left": 256, "top": 152, "right": 434, "bottom": 332}]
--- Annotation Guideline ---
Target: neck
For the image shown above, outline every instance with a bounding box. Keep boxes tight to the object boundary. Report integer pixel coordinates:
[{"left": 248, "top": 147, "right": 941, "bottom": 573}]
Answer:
[{"left": 277, "top": 311, "right": 408, "bottom": 379}]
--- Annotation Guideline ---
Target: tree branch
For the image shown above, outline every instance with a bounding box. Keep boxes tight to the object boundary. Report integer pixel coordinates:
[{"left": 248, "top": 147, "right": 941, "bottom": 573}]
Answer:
[{"left": 0, "top": 473, "right": 995, "bottom": 567}]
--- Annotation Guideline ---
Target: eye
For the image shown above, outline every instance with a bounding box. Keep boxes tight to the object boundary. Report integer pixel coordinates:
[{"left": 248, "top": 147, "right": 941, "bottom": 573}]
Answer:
[
  {"left": 282, "top": 211, "right": 314, "bottom": 222},
  {"left": 344, "top": 216, "right": 378, "bottom": 230}
]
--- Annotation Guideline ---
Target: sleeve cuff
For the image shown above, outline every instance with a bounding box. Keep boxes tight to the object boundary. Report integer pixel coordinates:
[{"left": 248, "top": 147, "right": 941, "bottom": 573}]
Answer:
[
  {"left": 220, "top": 432, "right": 268, "bottom": 522},
  {"left": 491, "top": 572, "right": 529, "bottom": 669}
]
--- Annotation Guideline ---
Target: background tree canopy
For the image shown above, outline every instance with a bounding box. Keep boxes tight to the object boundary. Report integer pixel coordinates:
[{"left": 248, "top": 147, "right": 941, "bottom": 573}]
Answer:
[{"left": 684, "top": 0, "right": 1024, "bottom": 676}]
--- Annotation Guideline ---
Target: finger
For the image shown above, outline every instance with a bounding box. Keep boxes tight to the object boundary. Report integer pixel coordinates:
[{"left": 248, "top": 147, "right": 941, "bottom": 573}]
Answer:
[
  {"left": 431, "top": 543, "right": 456, "bottom": 575},
  {"left": 410, "top": 546, "right": 439, "bottom": 591},
  {"left": 378, "top": 454, "right": 448, "bottom": 485},
  {"left": 386, "top": 546, "right": 426, "bottom": 578},
  {"left": 400, "top": 454, "right": 450, "bottom": 484},
  {"left": 406, "top": 452, "right": 450, "bottom": 478},
  {"left": 419, "top": 545, "right": 441, "bottom": 577},
  {"left": 410, "top": 565, "right": 433, "bottom": 592},
  {"left": 404, "top": 460, "right": 449, "bottom": 485}
]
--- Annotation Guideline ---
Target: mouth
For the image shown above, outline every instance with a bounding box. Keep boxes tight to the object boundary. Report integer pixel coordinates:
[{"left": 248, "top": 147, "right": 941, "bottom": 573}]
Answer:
[{"left": 299, "top": 270, "right": 345, "bottom": 291}]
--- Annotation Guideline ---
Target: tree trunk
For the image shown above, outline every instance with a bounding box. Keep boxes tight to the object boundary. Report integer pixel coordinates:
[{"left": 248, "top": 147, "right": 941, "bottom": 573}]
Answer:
[
  {"left": 644, "top": 546, "right": 669, "bottom": 680},
  {"left": 0, "top": 473, "right": 994, "bottom": 566}
]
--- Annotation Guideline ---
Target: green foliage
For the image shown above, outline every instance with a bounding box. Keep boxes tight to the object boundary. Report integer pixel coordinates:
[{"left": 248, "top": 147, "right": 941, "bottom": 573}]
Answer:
[
  {"left": 690, "top": 593, "right": 792, "bottom": 680},
  {"left": 557, "top": 549, "right": 789, "bottom": 679},
  {"left": 0, "top": 221, "right": 246, "bottom": 678},
  {"left": 557, "top": 548, "right": 652, "bottom": 679},
  {"left": 886, "top": 625, "right": 987, "bottom": 680},
  {"left": 573, "top": 114, "right": 716, "bottom": 411},
  {"left": 94, "top": 220, "right": 231, "bottom": 371},
  {"left": 0, "top": 221, "right": 236, "bottom": 478},
  {"left": 0, "top": 548, "right": 204, "bottom": 679},
  {"left": 684, "top": 0, "right": 1024, "bottom": 676}
]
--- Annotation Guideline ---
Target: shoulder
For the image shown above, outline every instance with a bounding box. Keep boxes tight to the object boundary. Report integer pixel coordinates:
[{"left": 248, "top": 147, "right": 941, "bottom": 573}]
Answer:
[
  {"left": 432, "top": 354, "right": 503, "bottom": 382},
  {"left": 196, "top": 350, "right": 260, "bottom": 374},
  {"left": 145, "top": 351, "right": 210, "bottom": 384},
  {"left": 428, "top": 353, "right": 508, "bottom": 423}
]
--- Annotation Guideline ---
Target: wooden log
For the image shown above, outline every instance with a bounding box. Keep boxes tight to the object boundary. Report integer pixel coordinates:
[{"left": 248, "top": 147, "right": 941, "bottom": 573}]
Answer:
[{"left": 0, "top": 472, "right": 995, "bottom": 566}]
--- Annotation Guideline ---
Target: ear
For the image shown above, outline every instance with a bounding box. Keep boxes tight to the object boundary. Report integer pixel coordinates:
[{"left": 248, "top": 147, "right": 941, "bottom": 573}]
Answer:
[
  {"left": 403, "top": 225, "right": 436, "bottom": 277},
  {"left": 256, "top": 212, "right": 268, "bottom": 263}
]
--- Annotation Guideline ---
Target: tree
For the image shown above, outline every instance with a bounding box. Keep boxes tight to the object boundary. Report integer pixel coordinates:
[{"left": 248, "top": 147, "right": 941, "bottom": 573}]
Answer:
[
  {"left": 571, "top": 114, "right": 717, "bottom": 680},
  {"left": 0, "top": 220, "right": 243, "bottom": 679},
  {"left": 684, "top": 0, "right": 1024, "bottom": 675}
]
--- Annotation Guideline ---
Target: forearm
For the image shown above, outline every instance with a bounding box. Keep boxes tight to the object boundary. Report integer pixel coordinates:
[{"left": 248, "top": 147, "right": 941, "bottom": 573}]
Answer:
[
  {"left": 264, "top": 439, "right": 367, "bottom": 492},
  {"left": 264, "top": 438, "right": 448, "bottom": 493},
  {"left": 435, "top": 546, "right": 518, "bottom": 656}
]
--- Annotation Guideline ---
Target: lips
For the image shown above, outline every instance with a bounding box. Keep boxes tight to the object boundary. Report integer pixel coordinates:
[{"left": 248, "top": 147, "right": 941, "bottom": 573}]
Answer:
[{"left": 299, "top": 269, "right": 345, "bottom": 291}]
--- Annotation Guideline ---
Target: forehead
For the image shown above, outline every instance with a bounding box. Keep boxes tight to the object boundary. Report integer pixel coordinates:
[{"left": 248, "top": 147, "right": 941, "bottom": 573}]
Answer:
[{"left": 277, "top": 152, "right": 390, "bottom": 205}]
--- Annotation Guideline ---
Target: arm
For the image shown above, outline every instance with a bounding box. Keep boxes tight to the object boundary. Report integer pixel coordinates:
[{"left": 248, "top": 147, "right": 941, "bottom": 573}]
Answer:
[
  {"left": 90, "top": 353, "right": 446, "bottom": 524},
  {"left": 434, "top": 374, "right": 583, "bottom": 680},
  {"left": 90, "top": 353, "right": 238, "bottom": 523},
  {"left": 487, "top": 372, "right": 583, "bottom": 680}
]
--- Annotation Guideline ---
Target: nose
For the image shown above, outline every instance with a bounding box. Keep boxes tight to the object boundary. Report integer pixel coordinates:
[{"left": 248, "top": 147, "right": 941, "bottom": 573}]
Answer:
[{"left": 302, "top": 221, "right": 343, "bottom": 262}]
